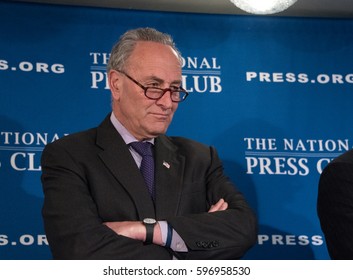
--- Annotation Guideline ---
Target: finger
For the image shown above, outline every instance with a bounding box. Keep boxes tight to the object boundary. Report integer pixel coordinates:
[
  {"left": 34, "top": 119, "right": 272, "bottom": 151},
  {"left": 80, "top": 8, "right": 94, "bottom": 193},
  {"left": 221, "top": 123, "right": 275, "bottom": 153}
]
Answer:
[
  {"left": 214, "top": 198, "right": 224, "bottom": 208},
  {"left": 219, "top": 201, "right": 228, "bottom": 211},
  {"left": 208, "top": 198, "right": 225, "bottom": 213},
  {"left": 208, "top": 204, "right": 216, "bottom": 213}
]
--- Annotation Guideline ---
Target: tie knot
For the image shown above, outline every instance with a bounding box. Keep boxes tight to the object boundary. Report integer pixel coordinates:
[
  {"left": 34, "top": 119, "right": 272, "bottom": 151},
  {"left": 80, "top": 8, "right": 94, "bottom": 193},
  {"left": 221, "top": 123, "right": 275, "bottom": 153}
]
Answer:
[{"left": 130, "top": 141, "right": 153, "bottom": 157}]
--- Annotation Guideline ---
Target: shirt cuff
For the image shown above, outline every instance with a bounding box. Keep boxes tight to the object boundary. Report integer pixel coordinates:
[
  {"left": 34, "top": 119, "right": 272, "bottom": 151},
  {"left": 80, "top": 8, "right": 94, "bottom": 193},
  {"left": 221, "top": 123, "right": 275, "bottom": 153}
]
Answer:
[{"left": 158, "top": 221, "right": 188, "bottom": 252}]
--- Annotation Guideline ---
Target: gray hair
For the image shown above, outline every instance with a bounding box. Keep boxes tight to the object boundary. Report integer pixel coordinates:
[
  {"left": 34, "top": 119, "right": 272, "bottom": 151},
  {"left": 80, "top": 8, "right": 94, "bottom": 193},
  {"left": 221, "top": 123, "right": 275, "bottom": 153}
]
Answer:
[{"left": 107, "top": 27, "right": 182, "bottom": 73}]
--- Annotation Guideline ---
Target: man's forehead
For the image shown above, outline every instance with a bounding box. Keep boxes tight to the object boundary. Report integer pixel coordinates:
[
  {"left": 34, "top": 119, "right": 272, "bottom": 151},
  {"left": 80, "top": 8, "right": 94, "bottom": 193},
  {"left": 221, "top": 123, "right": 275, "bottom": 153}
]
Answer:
[
  {"left": 126, "top": 42, "right": 182, "bottom": 73},
  {"left": 131, "top": 41, "right": 178, "bottom": 59}
]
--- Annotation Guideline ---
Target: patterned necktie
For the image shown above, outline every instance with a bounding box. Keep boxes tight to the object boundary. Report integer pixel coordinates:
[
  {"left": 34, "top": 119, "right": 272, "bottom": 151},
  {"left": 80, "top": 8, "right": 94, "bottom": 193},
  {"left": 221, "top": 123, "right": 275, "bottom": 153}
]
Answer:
[{"left": 130, "top": 141, "right": 155, "bottom": 200}]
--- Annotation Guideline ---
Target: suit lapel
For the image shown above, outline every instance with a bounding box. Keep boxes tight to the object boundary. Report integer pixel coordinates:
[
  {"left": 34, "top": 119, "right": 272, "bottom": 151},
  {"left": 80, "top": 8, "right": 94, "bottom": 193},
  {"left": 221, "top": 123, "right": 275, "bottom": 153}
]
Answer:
[
  {"left": 154, "top": 136, "right": 185, "bottom": 219},
  {"left": 96, "top": 116, "right": 155, "bottom": 219}
]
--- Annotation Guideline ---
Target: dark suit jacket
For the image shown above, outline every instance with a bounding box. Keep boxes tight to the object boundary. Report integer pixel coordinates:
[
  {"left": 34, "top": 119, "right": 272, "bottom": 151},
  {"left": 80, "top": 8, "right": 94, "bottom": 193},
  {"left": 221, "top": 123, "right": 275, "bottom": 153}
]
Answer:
[
  {"left": 317, "top": 149, "right": 353, "bottom": 260},
  {"left": 41, "top": 114, "right": 257, "bottom": 259}
]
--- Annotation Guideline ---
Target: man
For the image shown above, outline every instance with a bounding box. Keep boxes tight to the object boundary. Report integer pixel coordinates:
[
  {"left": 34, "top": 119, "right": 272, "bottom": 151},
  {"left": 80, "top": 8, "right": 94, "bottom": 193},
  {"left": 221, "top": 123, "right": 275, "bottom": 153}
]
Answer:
[
  {"left": 41, "top": 27, "right": 257, "bottom": 259},
  {"left": 317, "top": 149, "right": 353, "bottom": 259}
]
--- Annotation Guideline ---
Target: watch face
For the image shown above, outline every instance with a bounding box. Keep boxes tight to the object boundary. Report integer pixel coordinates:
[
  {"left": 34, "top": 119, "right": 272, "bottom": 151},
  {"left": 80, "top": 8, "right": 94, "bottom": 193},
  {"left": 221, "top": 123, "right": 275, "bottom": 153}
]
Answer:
[{"left": 143, "top": 218, "right": 156, "bottom": 224}]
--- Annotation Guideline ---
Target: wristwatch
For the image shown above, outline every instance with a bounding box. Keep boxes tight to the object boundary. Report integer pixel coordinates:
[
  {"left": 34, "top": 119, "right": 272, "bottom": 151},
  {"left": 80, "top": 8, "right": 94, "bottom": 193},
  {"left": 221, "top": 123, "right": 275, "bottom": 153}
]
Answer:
[{"left": 143, "top": 218, "right": 157, "bottom": 245}]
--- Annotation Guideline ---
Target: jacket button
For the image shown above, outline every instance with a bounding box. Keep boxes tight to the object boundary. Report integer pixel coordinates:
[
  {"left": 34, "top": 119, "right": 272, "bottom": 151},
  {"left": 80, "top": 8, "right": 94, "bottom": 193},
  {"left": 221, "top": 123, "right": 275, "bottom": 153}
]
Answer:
[
  {"left": 209, "top": 241, "right": 219, "bottom": 248},
  {"left": 196, "top": 241, "right": 207, "bottom": 248}
]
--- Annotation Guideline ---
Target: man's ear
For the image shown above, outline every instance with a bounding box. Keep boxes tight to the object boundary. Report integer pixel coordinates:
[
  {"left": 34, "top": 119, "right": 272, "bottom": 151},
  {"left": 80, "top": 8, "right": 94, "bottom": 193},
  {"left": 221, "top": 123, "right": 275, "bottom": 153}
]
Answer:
[{"left": 109, "top": 70, "right": 121, "bottom": 101}]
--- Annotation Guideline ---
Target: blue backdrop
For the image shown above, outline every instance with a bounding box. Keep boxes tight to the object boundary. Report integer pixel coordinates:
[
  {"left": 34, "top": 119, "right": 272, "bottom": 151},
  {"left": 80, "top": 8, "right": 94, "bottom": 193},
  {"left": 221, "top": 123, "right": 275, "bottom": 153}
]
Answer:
[{"left": 2, "top": 1, "right": 353, "bottom": 259}]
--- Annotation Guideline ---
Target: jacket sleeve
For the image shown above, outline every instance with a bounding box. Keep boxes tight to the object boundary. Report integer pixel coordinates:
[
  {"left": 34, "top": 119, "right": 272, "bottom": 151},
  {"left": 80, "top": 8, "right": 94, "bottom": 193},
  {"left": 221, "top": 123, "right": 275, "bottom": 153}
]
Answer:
[
  {"left": 41, "top": 142, "right": 171, "bottom": 260},
  {"left": 166, "top": 146, "right": 258, "bottom": 259},
  {"left": 317, "top": 161, "right": 353, "bottom": 260}
]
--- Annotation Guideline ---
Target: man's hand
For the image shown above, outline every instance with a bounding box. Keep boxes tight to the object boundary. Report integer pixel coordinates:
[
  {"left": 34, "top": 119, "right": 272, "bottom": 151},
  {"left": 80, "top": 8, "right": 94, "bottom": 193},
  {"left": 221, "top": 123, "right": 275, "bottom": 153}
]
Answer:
[{"left": 208, "top": 198, "right": 228, "bottom": 213}]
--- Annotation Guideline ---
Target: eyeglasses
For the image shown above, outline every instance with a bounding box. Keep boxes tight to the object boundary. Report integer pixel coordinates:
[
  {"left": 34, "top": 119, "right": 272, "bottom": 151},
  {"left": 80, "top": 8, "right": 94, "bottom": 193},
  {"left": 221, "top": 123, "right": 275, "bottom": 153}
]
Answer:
[{"left": 118, "top": 70, "right": 189, "bottom": 103}]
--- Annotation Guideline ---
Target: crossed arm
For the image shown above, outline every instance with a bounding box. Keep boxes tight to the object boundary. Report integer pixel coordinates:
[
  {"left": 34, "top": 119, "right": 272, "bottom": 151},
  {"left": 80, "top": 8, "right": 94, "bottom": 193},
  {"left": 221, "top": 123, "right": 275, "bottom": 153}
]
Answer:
[{"left": 104, "top": 198, "right": 228, "bottom": 245}]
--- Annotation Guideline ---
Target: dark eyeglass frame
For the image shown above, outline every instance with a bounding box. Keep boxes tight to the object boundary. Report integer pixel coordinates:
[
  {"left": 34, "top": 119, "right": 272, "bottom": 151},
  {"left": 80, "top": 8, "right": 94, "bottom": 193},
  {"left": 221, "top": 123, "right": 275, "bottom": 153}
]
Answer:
[{"left": 117, "top": 70, "right": 189, "bottom": 103}]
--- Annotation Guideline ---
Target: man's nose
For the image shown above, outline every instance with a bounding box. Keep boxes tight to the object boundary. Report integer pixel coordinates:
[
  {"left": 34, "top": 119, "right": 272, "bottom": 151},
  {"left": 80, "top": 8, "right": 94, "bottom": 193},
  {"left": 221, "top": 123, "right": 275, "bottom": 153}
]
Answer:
[{"left": 156, "top": 90, "right": 174, "bottom": 109}]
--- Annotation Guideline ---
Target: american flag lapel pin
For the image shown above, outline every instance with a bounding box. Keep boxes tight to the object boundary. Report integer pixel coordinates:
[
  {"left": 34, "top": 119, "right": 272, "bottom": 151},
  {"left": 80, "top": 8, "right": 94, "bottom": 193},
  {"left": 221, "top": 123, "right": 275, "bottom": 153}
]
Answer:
[{"left": 163, "top": 161, "right": 170, "bottom": 169}]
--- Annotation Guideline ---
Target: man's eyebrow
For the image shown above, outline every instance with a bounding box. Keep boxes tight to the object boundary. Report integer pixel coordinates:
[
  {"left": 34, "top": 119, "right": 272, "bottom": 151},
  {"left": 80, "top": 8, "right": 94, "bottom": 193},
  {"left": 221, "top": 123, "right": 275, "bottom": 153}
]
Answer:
[
  {"left": 146, "top": 75, "right": 163, "bottom": 83},
  {"left": 146, "top": 75, "right": 182, "bottom": 85}
]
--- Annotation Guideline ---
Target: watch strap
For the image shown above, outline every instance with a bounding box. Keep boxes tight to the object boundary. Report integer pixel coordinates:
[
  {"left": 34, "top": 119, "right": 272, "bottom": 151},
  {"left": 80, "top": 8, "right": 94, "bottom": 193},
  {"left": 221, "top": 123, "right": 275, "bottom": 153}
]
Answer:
[
  {"left": 144, "top": 222, "right": 154, "bottom": 244},
  {"left": 143, "top": 218, "right": 156, "bottom": 245}
]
